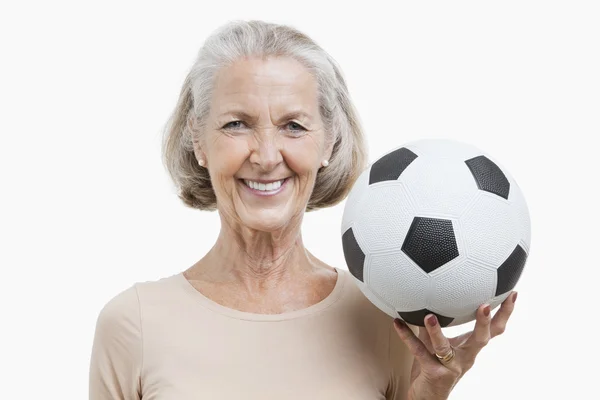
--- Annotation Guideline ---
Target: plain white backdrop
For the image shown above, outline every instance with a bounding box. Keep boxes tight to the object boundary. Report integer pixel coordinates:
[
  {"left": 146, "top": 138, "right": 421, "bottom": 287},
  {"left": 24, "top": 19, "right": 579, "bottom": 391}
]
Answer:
[{"left": 1, "top": 1, "right": 598, "bottom": 398}]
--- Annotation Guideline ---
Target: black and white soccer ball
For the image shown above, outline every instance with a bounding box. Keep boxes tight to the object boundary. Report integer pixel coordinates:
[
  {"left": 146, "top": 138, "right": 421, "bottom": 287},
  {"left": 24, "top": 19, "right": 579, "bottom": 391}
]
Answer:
[{"left": 341, "top": 139, "right": 531, "bottom": 327}]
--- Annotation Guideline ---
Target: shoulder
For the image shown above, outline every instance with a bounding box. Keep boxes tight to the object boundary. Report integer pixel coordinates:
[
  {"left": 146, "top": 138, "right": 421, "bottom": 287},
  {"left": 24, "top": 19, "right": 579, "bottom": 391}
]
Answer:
[
  {"left": 93, "top": 273, "right": 178, "bottom": 336},
  {"left": 90, "top": 284, "right": 146, "bottom": 398},
  {"left": 90, "top": 275, "right": 179, "bottom": 371},
  {"left": 92, "top": 272, "right": 181, "bottom": 342},
  {"left": 339, "top": 273, "right": 418, "bottom": 358},
  {"left": 338, "top": 269, "right": 395, "bottom": 323},
  {"left": 336, "top": 270, "right": 416, "bottom": 398},
  {"left": 337, "top": 269, "right": 402, "bottom": 343},
  {"left": 94, "top": 284, "right": 142, "bottom": 342},
  {"left": 340, "top": 269, "right": 419, "bottom": 333}
]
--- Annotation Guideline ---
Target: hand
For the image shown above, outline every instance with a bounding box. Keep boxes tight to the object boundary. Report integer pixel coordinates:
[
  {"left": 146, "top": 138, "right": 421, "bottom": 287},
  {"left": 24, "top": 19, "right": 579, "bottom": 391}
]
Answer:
[{"left": 393, "top": 291, "right": 518, "bottom": 400}]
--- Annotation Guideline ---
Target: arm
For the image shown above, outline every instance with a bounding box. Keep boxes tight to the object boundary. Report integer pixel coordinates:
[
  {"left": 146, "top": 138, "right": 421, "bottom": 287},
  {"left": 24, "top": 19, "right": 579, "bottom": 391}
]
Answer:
[
  {"left": 89, "top": 285, "right": 142, "bottom": 400},
  {"left": 386, "top": 321, "right": 419, "bottom": 400}
]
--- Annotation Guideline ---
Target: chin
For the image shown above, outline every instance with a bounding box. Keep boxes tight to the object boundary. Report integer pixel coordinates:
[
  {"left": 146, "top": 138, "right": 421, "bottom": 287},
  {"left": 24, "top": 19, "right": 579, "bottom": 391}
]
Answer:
[{"left": 241, "top": 210, "right": 291, "bottom": 233}]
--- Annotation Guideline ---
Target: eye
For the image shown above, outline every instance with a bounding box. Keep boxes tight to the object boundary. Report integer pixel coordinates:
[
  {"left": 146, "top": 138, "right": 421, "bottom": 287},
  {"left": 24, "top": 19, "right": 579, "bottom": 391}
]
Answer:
[
  {"left": 222, "top": 120, "right": 246, "bottom": 130},
  {"left": 286, "top": 121, "right": 307, "bottom": 133}
]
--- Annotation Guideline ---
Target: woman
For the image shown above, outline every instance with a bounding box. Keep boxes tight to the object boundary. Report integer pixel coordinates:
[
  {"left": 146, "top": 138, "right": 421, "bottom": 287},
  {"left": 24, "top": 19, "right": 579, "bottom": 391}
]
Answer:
[{"left": 89, "top": 20, "right": 517, "bottom": 400}]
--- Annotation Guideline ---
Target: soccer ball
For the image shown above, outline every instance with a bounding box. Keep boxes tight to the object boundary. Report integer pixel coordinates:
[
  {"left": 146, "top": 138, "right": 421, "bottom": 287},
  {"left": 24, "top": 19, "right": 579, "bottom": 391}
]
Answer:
[{"left": 341, "top": 139, "right": 531, "bottom": 327}]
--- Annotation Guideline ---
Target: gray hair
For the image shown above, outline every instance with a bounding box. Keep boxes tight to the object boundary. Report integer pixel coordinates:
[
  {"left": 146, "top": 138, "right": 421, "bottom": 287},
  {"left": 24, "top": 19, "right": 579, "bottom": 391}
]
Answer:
[{"left": 161, "top": 20, "right": 368, "bottom": 211}]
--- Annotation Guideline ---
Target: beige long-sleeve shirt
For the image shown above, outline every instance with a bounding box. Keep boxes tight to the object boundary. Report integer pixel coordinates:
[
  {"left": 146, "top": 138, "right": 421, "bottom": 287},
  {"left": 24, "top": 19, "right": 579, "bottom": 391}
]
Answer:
[{"left": 89, "top": 267, "right": 415, "bottom": 399}]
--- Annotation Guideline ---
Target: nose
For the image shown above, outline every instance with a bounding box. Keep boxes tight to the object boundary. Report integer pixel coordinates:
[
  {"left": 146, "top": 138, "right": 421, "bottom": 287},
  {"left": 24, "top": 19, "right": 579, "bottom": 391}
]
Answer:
[{"left": 249, "top": 129, "right": 283, "bottom": 172}]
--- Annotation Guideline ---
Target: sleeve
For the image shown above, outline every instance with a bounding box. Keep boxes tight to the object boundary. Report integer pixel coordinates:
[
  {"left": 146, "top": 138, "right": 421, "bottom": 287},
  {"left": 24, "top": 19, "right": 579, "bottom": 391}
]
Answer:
[
  {"left": 89, "top": 285, "right": 143, "bottom": 400},
  {"left": 386, "top": 321, "right": 418, "bottom": 400}
]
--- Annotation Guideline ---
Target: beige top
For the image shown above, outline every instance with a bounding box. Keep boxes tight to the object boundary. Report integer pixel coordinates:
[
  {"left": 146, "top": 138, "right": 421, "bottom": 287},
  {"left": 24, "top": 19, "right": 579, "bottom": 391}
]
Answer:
[{"left": 89, "top": 268, "right": 415, "bottom": 399}]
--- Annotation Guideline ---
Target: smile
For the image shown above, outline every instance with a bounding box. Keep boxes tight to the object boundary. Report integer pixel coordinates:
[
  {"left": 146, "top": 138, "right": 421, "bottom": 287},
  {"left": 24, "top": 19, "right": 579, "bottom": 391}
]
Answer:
[{"left": 239, "top": 178, "right": 289, "bottom": 196}]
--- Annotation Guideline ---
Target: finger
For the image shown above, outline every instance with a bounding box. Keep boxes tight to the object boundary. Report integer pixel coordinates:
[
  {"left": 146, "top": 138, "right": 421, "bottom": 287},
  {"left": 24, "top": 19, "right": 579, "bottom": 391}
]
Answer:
[
  {"left": 449, "top": 331, "right": 471, "bottom": 348},
  {"left": 424, "top": 314, "right": 454, "bottom": 360},
  {"left": 464, "top": 303, "right": 492, "bottom": 352},
  {"left": 417, "top": 324, "right": 435, "bottom": 354},
  {"left": 393, "top": 319, "right": 438, "bottom": 369},
  {"left": 490, "top": 291, "right": 517, "bottom": 338}
]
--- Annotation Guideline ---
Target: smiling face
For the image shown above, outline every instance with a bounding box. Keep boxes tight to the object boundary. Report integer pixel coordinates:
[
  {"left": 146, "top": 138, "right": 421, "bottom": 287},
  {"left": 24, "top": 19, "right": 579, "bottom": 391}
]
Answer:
[{"left": 194, "top": 56, "right": 332, "bottom": 232}]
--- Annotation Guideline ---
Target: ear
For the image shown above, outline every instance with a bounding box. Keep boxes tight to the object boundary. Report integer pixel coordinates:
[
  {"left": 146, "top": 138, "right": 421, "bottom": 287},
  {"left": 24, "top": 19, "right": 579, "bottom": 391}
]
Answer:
[
  {"left": 192, "top": 134, "right": 206, "bottom": 164},
  {"left": 323, "top": 133, "right": 335, "bottom": 162},
  {"left": 190, "top": 117, "right": 207, "bottom": 164}
]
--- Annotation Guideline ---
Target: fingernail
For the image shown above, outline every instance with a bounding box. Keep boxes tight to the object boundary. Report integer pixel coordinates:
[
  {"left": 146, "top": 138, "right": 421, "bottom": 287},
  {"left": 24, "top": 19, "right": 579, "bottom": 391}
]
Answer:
[
  {"left": 483, "top": 305, "right": 491, "bottom": 317},
  {"left": 512, "top": 292, "right": 518, "bottom": 304},
  {"left": 426, "top": 314, "right": 438, "bottom": 327}
]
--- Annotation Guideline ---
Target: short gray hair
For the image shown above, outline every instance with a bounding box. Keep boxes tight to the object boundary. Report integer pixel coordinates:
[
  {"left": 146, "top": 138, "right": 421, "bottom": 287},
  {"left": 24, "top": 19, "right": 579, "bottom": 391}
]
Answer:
[{"left": 161, "top": 20, "right": 368, "bottom": 211}]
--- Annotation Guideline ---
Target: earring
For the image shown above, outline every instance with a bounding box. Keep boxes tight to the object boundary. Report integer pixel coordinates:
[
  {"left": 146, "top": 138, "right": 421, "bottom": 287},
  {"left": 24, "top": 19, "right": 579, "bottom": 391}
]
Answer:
[
  {"left": 198, "top": 158, "right": 205, "bottom": 167},
  {"left": 321, "top": 160, "right": 329, "bottom": 167}
]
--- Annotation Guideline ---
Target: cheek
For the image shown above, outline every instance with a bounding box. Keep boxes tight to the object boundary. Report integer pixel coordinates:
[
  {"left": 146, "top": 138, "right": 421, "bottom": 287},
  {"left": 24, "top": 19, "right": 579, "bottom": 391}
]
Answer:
[
  {"left": 281, "top": 137, "right": 322, "bottom": 175},
  {"left": 210, "top": 138, "right": 250, "bottom": 180}
]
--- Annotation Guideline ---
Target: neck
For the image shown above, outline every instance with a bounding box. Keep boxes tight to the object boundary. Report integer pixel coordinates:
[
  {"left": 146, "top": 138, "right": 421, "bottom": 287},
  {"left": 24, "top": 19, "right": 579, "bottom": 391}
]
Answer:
[{"left": 192, "top": 211, "right": 320, "bottom": 291}]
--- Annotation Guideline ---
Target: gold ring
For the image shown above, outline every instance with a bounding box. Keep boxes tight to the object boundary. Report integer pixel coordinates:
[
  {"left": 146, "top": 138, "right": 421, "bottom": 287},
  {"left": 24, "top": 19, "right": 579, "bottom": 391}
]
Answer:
[{"left": 435, "top": 347, "right": 456, "bottom": 364}]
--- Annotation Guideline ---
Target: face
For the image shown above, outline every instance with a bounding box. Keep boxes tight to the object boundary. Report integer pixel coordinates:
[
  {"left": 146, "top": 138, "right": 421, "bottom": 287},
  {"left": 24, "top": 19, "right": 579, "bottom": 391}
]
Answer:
[{"left": 194, "top": 56, "right": 332, "bottom": 232}]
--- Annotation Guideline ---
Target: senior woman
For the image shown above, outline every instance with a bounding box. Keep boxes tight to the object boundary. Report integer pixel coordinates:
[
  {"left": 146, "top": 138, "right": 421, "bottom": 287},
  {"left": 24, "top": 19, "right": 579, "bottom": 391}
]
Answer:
[{"left": 89, "top": 20, "right": 517, "bottom": 400}]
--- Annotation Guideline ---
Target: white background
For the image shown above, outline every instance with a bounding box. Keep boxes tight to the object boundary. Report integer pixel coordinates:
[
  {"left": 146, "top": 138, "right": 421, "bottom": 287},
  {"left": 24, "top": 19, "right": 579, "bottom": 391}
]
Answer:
[{"left": 1, "top": 1, "right": 598, "bottom": 398}]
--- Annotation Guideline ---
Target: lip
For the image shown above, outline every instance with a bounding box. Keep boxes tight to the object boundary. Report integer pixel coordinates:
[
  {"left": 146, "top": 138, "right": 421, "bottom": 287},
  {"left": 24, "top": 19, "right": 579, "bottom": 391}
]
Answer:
[
  {"left": 239, "top": 178, "right": 288, "bottom": 184},
  {"left": 239, "top": 177, "right": 290, "bottom": 197}
]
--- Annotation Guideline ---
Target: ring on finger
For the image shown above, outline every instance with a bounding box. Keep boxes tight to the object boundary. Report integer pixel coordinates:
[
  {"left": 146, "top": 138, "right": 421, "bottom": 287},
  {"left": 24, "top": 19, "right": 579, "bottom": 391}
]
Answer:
[{"left": 435, "top": 346, "right": 456, "bottom": 364}]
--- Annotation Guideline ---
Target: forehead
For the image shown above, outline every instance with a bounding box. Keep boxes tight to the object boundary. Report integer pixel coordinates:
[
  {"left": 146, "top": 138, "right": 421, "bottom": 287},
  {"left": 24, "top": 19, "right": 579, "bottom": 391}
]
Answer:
[{"left": 211, "top": 56, "right": 319, "bottom": 111}]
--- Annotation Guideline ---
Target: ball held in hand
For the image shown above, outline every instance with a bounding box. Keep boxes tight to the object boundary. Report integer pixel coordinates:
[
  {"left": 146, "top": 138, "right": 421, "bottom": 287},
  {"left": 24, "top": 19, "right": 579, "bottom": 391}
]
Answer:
[{"left": 341, "top": 139, "right": 530, "bottom": 327}]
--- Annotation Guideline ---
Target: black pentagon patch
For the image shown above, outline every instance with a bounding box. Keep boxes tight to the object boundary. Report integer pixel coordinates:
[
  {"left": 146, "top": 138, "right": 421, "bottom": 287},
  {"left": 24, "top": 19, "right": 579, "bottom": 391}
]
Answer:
[
  {"left": 495, "top": 244, "right": 528, "bottom": 296},
  {"left": 342, "top": 227, "right": 365, "bottom": 282},
  {"left": 369, "top": 147, "right": 418, "bottom": 185},
  {"left": 465, "top": 155, "right": 510, "bottom": 199},
  {"left": 398, "top": 309, "right": 454, "bottom": 327},
  {"left": 402, "top": 217, "right": 459, "bottom": 273}
]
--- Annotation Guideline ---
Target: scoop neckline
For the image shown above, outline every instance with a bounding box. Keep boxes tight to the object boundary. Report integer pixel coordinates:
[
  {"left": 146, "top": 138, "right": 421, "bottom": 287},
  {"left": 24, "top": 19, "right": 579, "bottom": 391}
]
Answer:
[{"left": 176, "top": 267, "right": 347, "bottom": 321}]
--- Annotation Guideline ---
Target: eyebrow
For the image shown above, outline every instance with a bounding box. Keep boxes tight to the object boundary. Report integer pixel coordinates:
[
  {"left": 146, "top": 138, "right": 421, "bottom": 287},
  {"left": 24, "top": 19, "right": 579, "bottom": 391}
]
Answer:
[{"left": 218, "top": 110, "right": 313, "bottom": 124}]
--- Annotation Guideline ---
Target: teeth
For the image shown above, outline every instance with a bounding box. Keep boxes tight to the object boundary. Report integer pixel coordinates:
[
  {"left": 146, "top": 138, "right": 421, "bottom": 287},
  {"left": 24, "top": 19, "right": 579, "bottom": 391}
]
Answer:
[{"left": 243, "top": 179, "right": 284, "bottom": 191}]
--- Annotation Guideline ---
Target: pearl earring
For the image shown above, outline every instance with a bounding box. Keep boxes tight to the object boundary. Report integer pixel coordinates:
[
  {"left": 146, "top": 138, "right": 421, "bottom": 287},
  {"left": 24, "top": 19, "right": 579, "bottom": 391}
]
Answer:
[
  {"left": 198, "top": 159, "right": 205, "bottom": 167},
  {"left": 321, "top": 160, "right": 329, "bottom": 167}
]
